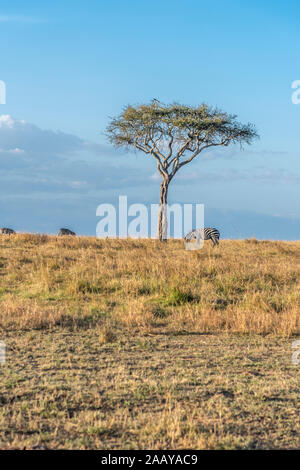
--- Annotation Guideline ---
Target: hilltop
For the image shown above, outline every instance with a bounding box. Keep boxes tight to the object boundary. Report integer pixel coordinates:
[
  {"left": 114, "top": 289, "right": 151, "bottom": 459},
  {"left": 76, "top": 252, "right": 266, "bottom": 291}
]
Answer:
[
  {"left": 0, "top": 235, "right": 299, "bottom": 335},
  {"left": 0, "top": 235, "right": 299, "bottom": 449}
]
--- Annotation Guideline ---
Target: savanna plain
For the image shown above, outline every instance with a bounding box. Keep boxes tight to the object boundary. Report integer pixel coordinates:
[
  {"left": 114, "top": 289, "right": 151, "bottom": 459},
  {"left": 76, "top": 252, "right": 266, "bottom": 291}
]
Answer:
[{"left": 0, "top": 235, "right": 299, "bottom": 449}]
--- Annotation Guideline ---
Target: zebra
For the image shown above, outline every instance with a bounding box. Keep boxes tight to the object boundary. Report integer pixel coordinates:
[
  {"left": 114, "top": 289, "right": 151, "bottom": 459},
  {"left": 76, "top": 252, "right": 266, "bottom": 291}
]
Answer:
[
  {"left": 0, "top": 227, "right": 15, "bottom": 235},
  {"left": 184, "top": 228, "right": 220, "bottom": 247},
  {"left": 58, "top": 228, "right": 76, "bottom": 236}
]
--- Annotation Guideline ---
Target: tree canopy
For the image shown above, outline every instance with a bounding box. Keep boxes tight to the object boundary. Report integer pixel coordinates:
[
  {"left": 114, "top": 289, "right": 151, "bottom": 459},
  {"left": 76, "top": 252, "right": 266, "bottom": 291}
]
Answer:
[{"left": 107, "top": 100, "right": 258, "bottom": 181}]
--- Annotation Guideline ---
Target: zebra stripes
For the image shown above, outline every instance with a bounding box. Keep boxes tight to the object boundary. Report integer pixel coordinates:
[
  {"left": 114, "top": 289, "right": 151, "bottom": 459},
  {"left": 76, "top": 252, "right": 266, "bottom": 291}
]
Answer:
[
  {"left": 58, "top": 228, "right": 76, "bottom": 236},
  {"left": 184, "top": 228, "right": 220, "bottom": 246},
  {"left": 0, "top": 228, "right": 15, "bottom": 235}
]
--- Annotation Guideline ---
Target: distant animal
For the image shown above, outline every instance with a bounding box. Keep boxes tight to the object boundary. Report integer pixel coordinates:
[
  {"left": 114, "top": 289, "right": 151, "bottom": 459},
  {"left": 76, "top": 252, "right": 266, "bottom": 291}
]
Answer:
[
  {"left": 0, "top": 227, "right": 15, "bottom": 235},
  {"left": 184, "top": 228, "right": 220, "bottom": 247},
  {"left": 58, "top": 228, "right": 76, "bottom": 236}
]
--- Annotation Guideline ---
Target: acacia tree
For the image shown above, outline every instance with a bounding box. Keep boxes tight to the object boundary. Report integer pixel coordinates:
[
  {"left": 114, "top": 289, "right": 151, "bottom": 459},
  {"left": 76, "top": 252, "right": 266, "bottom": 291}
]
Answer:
[{"left": 107, "top": 101, "right": 258, "bottom": 241}]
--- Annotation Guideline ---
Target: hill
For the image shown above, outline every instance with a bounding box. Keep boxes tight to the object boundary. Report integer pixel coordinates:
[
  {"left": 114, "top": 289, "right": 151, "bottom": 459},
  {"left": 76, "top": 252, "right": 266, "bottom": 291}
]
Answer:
[{"left": 0, "top": 235, "right": 299, "bottom": 449}]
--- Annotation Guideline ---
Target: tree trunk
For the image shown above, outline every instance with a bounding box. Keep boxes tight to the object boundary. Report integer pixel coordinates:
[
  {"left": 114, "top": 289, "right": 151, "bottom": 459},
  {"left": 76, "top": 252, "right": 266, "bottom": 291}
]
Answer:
[{"left": 158, "top": 178, "right": 169, "bottom": 242}]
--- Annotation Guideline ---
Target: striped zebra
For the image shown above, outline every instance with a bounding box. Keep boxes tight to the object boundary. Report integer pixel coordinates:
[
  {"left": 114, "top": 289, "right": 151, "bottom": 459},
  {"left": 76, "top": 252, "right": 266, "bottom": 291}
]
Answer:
[
  {"left": 184, "top": 228, "right": 220, "bottom": 247},
  {"left": 58, "top": 228, "right": 76, "bottom": 236},
  {"left": 0, "top": 227, "right": 15, "bottom": 235}
]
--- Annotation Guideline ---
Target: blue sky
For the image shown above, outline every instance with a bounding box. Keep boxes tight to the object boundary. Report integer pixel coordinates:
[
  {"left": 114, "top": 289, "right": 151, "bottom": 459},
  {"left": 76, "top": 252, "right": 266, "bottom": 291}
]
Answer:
[{"left": 0, "top": 0, "right": 300, "bottom": 238}]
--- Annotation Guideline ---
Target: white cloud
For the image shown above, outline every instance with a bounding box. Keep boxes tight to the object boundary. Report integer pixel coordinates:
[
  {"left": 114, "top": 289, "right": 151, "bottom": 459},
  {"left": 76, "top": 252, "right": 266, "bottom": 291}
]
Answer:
[
  {"left": 150, "top": 173, "right": 160, "bottom": 181},
  {"left": 0, "top": 114, "right": 15, "bottom": 128},
  {"left": 69, "top": 180, "right": 88, "bottom": 188},
  {"left": 0, "top": 115, "right": 152, "bottom": 197},
  {"left": 0, "top": 115, "right": 299, "bottom": 237}
]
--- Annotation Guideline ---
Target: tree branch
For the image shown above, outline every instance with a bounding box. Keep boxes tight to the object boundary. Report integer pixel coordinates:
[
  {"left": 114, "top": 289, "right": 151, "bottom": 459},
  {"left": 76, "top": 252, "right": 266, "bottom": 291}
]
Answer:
[{"left": 176, "top": 137, "right": 233, "bottom": 171}]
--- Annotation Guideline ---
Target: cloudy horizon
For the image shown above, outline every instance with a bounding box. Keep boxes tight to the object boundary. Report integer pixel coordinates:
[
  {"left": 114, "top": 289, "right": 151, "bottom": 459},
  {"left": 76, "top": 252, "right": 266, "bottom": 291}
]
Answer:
[{"left": 0, "top": 113, "right": 298, "bottom": 239}]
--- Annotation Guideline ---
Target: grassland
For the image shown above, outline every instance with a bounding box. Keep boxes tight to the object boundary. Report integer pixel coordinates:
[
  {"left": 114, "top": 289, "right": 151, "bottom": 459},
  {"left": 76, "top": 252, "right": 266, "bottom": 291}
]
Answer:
[{"left": 0, "top": 235, "right": 299, "bottom": 449}]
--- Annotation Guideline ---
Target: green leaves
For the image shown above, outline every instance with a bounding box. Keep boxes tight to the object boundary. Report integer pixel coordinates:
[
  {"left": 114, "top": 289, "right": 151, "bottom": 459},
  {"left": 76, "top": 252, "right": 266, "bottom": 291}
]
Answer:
[
  {"left": 106, "top": 100, "right": 258, "bottom": 183},
  {"left": 107, "top": 100, "right": 257, "bottom": 147}
]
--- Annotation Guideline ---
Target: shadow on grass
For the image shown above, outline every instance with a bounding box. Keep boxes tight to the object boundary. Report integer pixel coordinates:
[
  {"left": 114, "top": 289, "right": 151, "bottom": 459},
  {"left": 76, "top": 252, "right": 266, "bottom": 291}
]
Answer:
[{"left": 146, "top": 330, "right": 214, "bottom": 337}]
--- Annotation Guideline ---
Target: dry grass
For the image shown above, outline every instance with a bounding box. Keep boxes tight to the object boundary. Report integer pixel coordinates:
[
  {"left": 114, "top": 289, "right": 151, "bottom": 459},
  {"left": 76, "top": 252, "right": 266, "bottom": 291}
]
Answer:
[
  {"left": 0, "top": 234, "right": 299, "bottom": 335},
  {"left": 0, "top": 234, "right": 299, "bottom": 449}
]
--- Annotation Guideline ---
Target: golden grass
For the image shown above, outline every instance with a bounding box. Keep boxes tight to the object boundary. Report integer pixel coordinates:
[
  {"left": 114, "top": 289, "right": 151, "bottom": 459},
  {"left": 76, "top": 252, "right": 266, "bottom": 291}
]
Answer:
[
  {"left": 0, "top": 234, "right": 299, "bottom": 336},
  {"left": 1, "top": 331, "right": 299, "bottom": 449},
  {"left": 0, "top": 235, "right": 299, "bottom": 449}
]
